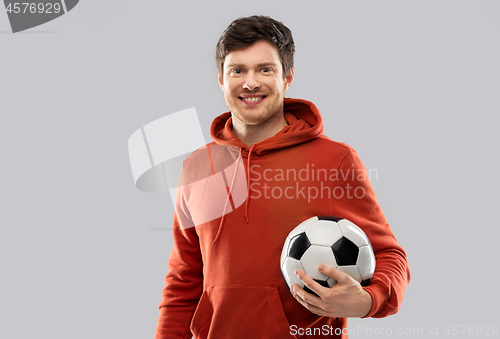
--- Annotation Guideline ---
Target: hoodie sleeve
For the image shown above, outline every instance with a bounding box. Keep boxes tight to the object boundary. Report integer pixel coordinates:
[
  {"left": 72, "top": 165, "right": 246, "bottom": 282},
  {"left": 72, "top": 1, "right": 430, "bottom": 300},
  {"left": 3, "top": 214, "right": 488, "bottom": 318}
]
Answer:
[
  {"left": 154, "top": 168, "right": 203, "bottom": 339},
  {"left": 332, "top": 148, "right": 411, "bottom": 318}
]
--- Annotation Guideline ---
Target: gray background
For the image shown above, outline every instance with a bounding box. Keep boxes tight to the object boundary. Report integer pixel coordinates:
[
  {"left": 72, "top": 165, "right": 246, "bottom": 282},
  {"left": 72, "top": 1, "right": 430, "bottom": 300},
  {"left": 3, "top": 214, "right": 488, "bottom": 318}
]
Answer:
[{"left": 1, "top": 0, "right": 499, "bottom": 338}]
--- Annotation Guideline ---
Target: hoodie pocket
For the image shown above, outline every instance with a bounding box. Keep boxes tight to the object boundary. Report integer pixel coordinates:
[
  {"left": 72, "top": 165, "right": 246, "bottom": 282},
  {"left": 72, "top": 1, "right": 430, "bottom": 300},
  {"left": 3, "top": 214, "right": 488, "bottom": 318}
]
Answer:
[
  {"left": 190, "top": 290, "right": 213, "bottom": 339},
  {"left": 190, "top": 285, "right": 296, "bottom": 339}
]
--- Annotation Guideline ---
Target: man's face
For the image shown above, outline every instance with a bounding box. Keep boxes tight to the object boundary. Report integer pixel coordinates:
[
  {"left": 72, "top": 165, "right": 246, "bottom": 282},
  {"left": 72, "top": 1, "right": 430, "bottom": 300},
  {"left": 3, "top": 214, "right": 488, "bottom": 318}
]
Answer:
[{"left": 218, "top": 40, "right": 294, "bottom": 127}]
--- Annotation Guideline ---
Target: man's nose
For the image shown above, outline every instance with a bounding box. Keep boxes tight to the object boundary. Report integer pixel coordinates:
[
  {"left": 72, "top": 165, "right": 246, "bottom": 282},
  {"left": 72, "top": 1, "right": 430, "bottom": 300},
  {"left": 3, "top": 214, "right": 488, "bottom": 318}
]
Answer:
[{"left": 243, "top": 72, "right": 260, "bottom": 90}]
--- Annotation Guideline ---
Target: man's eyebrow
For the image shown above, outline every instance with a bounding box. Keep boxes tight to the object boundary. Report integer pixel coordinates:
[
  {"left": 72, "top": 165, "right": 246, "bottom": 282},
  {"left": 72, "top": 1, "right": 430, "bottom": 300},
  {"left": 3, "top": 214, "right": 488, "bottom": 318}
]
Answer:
[{"left": 225, "top": 62, "right": 279, "bottom": 69}]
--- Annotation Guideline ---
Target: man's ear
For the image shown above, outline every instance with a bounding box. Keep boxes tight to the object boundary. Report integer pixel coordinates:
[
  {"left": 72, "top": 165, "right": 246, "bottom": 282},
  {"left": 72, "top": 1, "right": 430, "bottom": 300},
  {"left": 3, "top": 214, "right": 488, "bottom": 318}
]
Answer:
[
  {"left": 284, "top": 67, "right": 294, "bottom": 91},
  {"left": 218, "top": 72, "right": 224, "bottom": 90}
]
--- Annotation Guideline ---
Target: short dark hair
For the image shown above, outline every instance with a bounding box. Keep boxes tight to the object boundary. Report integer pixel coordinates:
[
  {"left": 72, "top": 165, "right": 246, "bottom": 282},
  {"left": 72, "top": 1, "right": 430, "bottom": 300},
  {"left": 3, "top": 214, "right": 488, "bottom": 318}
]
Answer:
[{"left": 216, "top": 15, "right": 295, "bottom": 80}]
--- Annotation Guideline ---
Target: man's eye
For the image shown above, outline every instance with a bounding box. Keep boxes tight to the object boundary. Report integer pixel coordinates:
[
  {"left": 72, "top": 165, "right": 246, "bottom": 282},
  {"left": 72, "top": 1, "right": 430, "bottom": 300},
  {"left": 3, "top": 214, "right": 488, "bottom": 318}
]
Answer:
[
  {"left": 261, "top": 68, "right": 271, "bottom": 73},
  {"left": 232, "top": 69, "right": 243, "bottom": 74}
]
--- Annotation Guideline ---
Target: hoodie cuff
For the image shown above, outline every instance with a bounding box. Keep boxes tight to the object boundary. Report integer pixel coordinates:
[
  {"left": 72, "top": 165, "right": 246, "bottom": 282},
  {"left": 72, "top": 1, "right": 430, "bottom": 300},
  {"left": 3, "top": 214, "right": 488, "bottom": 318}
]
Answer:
[{"left": 361, "top": 283, "right": 388, "bottom": 318}]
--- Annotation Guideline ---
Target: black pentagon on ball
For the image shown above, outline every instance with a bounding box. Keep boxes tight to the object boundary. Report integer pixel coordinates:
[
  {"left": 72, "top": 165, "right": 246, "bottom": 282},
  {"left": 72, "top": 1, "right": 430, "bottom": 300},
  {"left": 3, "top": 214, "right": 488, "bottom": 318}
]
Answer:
[
  {"left": 361, "top": 279, "right": 371, "bottom": 287},
  {"left": 317, "top": 215, "right": 342, "bottom": 222},
  {"left": 288, "top": 233, "right": 311, "bottom": 260},
  {"left": 331, "top": 237, "right": 359, "bottom": 266}
]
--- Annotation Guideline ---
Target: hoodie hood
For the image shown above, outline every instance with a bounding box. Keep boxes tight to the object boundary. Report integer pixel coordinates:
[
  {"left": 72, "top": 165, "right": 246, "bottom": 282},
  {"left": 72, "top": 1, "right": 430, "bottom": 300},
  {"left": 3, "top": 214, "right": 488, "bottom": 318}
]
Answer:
[
  {"left": 207, "top": 98, "right": 325, "bottom": 243},
  {"left": 210, "top": 98, "right": 324, "bottom": 154}
]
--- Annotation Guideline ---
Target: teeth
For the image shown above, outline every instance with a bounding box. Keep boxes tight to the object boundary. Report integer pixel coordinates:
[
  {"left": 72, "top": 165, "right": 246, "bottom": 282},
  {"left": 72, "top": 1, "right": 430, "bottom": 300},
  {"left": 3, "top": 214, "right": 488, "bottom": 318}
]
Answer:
[{"left": 242, "top": 97, "right": 264, "bottom": 102}]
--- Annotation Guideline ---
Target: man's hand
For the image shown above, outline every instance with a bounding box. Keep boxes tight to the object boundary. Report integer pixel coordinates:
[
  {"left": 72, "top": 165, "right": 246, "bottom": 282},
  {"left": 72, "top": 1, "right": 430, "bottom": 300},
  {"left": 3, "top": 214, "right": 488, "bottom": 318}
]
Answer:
[{"left": 291, "top": 264, "right": 373, "bottom": 318}]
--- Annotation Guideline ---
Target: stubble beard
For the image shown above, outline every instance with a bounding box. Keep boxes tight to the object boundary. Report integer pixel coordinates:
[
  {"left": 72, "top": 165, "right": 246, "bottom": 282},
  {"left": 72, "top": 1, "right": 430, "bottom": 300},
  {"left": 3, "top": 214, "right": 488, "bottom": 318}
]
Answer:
[{"left": 227, "top": 93, "right": 285, "bottom": 127}]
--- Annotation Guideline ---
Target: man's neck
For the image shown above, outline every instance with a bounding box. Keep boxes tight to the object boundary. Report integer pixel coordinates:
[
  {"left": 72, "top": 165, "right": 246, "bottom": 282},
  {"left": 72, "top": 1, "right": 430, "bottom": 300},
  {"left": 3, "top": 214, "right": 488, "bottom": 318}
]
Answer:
[{"left": 232, "top": 113, "right": 288, "bottom": 147}]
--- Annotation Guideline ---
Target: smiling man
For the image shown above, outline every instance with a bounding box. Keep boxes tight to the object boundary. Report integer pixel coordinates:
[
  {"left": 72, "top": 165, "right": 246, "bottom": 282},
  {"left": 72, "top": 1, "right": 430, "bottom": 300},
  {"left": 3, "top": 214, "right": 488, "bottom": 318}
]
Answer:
[
  {"left": 154, "top": 15, "right": 410, "bottom": 339},
  {"left": 219, "top": 39, "right": 293, "bottom": 147}
]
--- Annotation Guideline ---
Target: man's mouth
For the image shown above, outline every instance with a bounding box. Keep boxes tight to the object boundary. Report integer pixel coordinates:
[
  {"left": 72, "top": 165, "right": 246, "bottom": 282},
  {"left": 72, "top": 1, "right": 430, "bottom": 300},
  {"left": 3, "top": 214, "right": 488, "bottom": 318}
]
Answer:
[{"left": 239, "top": 95, "right": 267, "bottom": 103}]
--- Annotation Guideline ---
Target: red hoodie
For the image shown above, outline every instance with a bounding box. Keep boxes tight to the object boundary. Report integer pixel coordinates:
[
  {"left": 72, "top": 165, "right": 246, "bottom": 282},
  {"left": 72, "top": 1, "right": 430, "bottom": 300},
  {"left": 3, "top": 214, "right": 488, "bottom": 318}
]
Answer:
[{"left": 154, "top": 98, "right": 410, "bottom": 339}]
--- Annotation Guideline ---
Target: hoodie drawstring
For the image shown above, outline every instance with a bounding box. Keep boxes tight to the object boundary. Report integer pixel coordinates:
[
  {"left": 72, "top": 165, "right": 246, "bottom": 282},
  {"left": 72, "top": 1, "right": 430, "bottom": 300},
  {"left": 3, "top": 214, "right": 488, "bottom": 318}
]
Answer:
[
  {"left": 244, "top": 145, "right": 256, "bottom": 224},
  {"left": 213, "top": 149, "right": 243, "bottom": 244}
]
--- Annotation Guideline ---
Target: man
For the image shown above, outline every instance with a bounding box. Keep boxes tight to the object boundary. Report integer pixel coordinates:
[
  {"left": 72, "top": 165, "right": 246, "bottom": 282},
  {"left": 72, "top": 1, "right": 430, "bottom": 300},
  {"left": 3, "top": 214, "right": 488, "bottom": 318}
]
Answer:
[{"left": 155, "top": 15, "right": 410, "bottom": 338}]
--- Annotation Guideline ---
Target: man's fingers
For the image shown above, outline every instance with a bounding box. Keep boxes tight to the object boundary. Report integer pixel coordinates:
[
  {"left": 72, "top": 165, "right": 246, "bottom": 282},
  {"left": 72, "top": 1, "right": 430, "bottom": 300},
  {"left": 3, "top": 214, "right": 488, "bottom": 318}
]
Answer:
[
  {"left": 293, "top": 269, "right": 326, "bottom": 300},
  {"left": 291, "top": 266, "right": 371, "bottom": 318},
  {"left": 291, "top": 287, "right": 329, "bottom": 316},
  {"left": 318, "top": 264, "right": 349, "bottom": 284}
]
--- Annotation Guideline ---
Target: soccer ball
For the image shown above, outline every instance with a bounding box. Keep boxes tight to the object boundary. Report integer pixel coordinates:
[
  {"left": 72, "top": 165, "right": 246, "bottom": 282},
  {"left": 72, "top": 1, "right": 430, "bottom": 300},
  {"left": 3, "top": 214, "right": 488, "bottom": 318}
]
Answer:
[{"left": 280, "top": 216, "right": 375, "bottom": 295}]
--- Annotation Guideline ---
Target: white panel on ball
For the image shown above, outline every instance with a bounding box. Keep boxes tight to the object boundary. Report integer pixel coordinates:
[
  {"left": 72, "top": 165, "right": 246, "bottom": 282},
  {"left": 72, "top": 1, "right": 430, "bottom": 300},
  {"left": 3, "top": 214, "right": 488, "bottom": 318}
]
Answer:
[
  {"left": 282, "top": 257, "right": 305, "bottom": 289},
  {"left": 288, "top": 216, "right": 318, "bottom": 239},
  {"left": 306, "top": 220, "right": 343, "bottom": 246},
  {"left": 338, "top": 219, "right": 369, "bottom": 247},
  {"left": 280, "top": 236, "right": 291, "bottom": 268},
  {"left": 357, "top": 245, "right": 376, "bottom": 281},
  {"left": 300, "top": 246, "right": 338, "bottom": 280},
  {"left": 336, "top": 265, "right": 362, "bottom": 283},
  {"left": 327, "top": 277, "right": 337, "bottom": 287}
]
